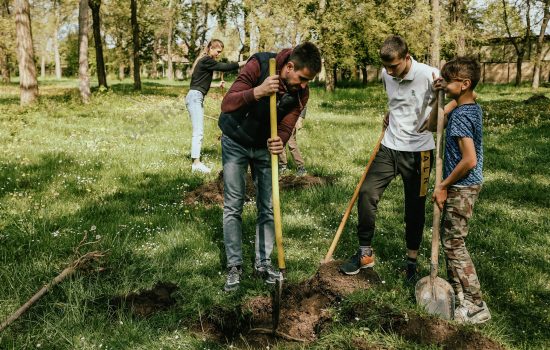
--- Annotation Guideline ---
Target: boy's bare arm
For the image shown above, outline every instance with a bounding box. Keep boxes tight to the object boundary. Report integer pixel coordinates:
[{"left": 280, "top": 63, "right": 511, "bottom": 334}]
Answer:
[
  {"left": 423, "top": 98, "right": 455, "bottom": 132},
  {"left": 433, "top": 137, "right": 477, "bottom": 210}
]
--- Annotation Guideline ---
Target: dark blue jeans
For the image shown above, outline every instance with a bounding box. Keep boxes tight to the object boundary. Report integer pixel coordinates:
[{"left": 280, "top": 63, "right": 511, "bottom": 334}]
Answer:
[{"left": 221, "top": 135, "right": 274, "bottom": 268}]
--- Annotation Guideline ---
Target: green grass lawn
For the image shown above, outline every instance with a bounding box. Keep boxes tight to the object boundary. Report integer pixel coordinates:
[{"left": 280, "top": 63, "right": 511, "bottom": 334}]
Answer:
[{"left": 0, "top": 78, "right": 549, "bottom": 349}]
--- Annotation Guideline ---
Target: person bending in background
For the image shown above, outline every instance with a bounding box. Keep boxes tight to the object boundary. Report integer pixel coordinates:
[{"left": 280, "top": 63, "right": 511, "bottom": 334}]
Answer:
[
  {"left": 186, "top": 39, "right": 245, "bottom": 173},
  {"left": 279, "top": 106, "right": 307, "bottom": 176}
]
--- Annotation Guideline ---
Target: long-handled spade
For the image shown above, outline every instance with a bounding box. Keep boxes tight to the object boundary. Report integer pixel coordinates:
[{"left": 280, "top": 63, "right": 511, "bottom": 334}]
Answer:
[
  {"left": 415, "top": 90, "right": 455, "bottom": 320},
  {"left": 268, "top": 58, "right": 286, "bottom": 333},
  {"left": 321, "top": 126, "right": 386, "bottom": 264}
]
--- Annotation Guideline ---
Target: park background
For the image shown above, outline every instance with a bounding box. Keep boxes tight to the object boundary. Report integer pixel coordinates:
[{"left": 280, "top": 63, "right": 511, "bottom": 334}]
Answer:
[{"left": 1, "top": 0, "right": 549, "bottom": 349}]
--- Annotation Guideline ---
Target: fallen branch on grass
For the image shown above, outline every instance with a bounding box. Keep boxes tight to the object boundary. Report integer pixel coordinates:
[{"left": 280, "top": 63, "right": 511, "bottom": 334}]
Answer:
[{"left": 0, "top": 236, "right": 106, "bottom": 333}]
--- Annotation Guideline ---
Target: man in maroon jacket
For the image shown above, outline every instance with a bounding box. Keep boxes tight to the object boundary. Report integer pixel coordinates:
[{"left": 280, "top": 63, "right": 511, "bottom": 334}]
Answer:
[{"left": 219, "top": 42, "right": 322, "bottom": 292}]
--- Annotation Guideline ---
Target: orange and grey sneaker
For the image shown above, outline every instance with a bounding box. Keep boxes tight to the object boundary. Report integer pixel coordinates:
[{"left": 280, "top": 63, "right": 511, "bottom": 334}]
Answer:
[{"left": 339, "top": 249, "right": 375, "bottom": 275}]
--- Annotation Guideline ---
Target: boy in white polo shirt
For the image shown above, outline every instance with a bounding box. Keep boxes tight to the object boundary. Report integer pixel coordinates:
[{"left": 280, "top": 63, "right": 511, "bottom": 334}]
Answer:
[{"left": 340, "top": 35, "right": 438, "bottom": 282}]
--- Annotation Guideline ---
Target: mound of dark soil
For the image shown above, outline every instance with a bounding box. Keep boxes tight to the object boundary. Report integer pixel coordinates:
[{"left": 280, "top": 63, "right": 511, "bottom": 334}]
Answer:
[
  {"left": 201, "top": 262, "right": 506, "bottom": 349},
  {"left": 108, "top": 282, "right": 178, "bottom": 317},
  {"left": 524, "top": 93, "right": 550, "bottom": 104},
  {"left": 183, "top": 171, "right": 333, "bottom": 206}
]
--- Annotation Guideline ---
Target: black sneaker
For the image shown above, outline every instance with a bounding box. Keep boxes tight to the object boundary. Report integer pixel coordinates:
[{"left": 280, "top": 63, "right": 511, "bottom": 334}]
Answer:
[
  {"left": 339, "top": 249, "right": 375, "bottom": 275},
  {"left": 254, "top": 263, "right": 279, "bottom": 284},
  {"left": 224, "top": 266, "right": 242, "bottom": 292},
  {"left": 405, "top": 262, "right": 418, "bottom": 283}
]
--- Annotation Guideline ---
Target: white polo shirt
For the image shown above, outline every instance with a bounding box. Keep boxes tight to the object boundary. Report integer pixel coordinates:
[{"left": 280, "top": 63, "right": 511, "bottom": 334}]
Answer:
[{"left": 382, "top": 58, "right": 439, "bottom": 152}]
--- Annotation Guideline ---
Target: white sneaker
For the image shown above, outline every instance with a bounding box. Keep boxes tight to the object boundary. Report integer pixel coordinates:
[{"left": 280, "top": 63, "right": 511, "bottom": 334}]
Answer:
[
  {"left": 191, "top": 162, "right": 211, "bottom": 173},
  {"left": 454, "top": 300, "right": 491, "bottom": 324}
]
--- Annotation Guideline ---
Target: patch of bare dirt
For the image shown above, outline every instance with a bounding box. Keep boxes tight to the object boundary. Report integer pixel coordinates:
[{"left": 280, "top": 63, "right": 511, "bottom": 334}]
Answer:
[
  {"left": 183, "top": 171, "right": 333, "bottom": 206},
  {"left": 108, "top": 282, "right": 178, "bottom": 317},
  {"left": 203, "top": 261, "right": 379, "bottom": 347},
  {"left": 201, "top": 262, "right": 506, "bottom": 349}
]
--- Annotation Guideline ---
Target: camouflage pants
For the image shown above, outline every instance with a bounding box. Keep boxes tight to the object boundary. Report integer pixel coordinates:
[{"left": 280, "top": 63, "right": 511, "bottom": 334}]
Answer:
[{"left": 441, "top": 185, "right": 483, "bottom": 305}]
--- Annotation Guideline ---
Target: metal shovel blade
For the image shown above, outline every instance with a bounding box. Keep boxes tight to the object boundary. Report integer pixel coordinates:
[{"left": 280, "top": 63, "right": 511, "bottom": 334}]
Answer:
[
  {"left": 271, "top": 272, "right": 284, "bottom": 332},
  {"left": 415, "top": 275, "right": 455, "bottom": 320}
]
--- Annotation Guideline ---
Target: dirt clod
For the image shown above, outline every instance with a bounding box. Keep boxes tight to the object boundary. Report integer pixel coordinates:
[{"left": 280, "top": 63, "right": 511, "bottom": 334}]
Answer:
[
  {"left": 109, "top": 282, "right": 178, "bottom": 317},
  {"left": 184, "top": 171, "right": 333, "bottom": 206}
]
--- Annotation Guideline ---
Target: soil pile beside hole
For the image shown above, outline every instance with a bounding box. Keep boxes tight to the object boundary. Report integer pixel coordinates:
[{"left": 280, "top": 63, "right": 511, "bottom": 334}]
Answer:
[
  {"left": 202, "top": 262, "right": 506, "bottom": 349},
  {"left": 204, "top": 261, "right": 379, "bottom": 346},
  {"left": 109, "top": 282, "right": 178, "bottom": 317},
  {"left": 346, "top": 302, "right": 506, "bottom": 350},
  {"left": 183, "top": 171, "right": 333, "bottom": 206},
  {"left": 524, "top": 94, "right": 550, "bottom": 104}
]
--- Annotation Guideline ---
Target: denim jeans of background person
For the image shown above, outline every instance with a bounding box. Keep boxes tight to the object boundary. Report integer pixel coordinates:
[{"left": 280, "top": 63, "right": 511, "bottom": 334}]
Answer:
[{"left": 186, "top": 89, "right": 206, "bottom": 169}]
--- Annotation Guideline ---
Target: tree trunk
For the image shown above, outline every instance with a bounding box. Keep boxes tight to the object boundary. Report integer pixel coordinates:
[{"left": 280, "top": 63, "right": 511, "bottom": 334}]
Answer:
[
  {"left": 361, "top": 66, "right": 368, "bottom": 85},
  {"left": 53, "top": 1, "right": 62, "bottom": 79},
  {"left": 89, "top": 0, "right": 107, "bottom": 88},
  {"left": 53, "top": 29, "right": 61, "bottom": 79},
  {"left": 40, "top": 54, "right": 46, "bottom": 78},
  {"left": 78, "top": 0, "right": 91, "bottom": 103},
  {"left": 131, "top": 0, "right": 141, "bottom": 90},
  {"left": 118, "top": 63, "right": 124, "bottom": 80},
  {"left": 450, "top": 0, "right": 465, "bottom": 55},
  {"left": 239, "top": 7, "right": 250, "bottom": 60},
  {"left": 151, "top": 38, "right": 158, "bottom": 79},
  {"left": 14, "top": 0, "right": 38, "bottom": 105},
  {"left": 0, "top": 1, "right": 10, "bottom": 83},
  {"left": 532, "top": 0, "right": 549, "bottom": 89},
  {"left": 430, "top": 0, "right": 441, "bottom": 67},
  {"left": 324, "top": 59, "right": 335, "bottom": 92},
  {"left": 515, "top": 52, "right": 524, "bottom": 85},
  {"left": 166, "top": 0, "right": 174, "bottom": 80},
  {"left": 0, "top": 48, "right": 10, "bottom": 83}
]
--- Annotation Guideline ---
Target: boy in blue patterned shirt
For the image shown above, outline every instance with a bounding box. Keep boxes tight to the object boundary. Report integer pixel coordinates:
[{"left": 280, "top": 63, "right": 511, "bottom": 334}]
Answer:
[{"left": 424, "top": 56, "right": 491, "bottom": 324}]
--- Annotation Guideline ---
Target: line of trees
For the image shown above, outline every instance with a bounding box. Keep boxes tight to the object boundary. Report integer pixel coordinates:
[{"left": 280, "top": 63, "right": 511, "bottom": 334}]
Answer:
[{"left": 0, "top": 0, "right": 548, "bottom": 105}]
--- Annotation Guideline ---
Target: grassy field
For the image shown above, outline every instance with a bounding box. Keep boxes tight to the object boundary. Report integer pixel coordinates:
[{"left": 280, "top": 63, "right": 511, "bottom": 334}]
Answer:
[{"left": 0, "top": 78, "right": 549, "bottom": 349}]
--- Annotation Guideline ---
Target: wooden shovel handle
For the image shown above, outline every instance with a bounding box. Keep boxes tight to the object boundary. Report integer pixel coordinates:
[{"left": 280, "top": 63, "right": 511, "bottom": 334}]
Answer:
[
  {"left": 269, "top": 58, "right": 285, "bottom": 271},
  {"left": 431, "top": 90, "right": 445, "bottom": 279},
  {"left": 323, "top": 127, "right": 386, "bottom": 263}
]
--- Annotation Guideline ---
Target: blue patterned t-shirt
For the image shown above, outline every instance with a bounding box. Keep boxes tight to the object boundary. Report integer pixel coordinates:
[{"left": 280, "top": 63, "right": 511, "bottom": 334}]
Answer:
[{"left": 444, "top": 103, "right": 484, "bottom": 186}]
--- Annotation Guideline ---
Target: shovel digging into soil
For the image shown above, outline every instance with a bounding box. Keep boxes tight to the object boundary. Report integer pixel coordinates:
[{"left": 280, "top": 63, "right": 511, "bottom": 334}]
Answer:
[
  {"left": 269, "top": 58, "right": 286, "bottom": 334},
  {"left": 415, "top": 90, "right": 455, "bottom": 320}
]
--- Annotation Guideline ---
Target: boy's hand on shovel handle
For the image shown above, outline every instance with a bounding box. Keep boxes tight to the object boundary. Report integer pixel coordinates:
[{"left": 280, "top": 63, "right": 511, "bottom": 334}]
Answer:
[{"left": 432, "top": 184, "right": 447, "bottom": 211}]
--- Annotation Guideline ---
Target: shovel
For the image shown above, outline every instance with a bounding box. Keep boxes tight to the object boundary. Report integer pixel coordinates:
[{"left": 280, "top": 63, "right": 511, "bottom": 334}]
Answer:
[
  {"left": 268, "top": 58, "right": 285, "bottom": 333},
  {"left": 415, "top": 90, "right": 455, "bottom": 320},
  {"left": 322, "top": 126, "right": 386, "bottom": 264}
]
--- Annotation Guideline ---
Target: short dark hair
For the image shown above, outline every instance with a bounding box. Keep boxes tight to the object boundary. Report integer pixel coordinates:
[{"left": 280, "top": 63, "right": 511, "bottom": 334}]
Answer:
[
  {"left": 380, "top": 35, "right": 409, "bottom": 61},
  {"left": 441, "top": 56, "right": 481, "bottom": 90},
  {"left": 289, "top": 42, "right": 322, "bottom": 75}
]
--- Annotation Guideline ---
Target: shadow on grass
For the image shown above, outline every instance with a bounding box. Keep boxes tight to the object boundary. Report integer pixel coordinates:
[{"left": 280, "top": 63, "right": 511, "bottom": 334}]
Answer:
[
  {"left": 0, "top": 95, "right": 19, "bottom": 106},
  {"left": 109, "top": 82, "right": 184, "bottom": 98},
  {"left": 0, "top": 152, "right": 85, "bottom": 200}
]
